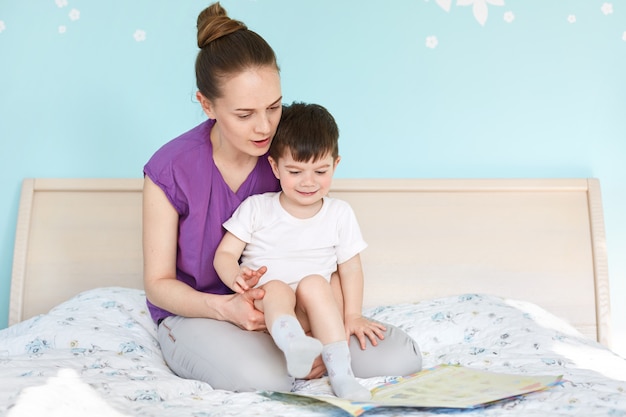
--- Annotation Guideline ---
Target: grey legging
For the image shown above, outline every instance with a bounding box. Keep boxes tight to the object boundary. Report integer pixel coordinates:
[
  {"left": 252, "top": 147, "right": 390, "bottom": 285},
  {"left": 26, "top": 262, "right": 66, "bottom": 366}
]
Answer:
[{"left": 158, "top": 315, "right": 422, "bottom": 392}]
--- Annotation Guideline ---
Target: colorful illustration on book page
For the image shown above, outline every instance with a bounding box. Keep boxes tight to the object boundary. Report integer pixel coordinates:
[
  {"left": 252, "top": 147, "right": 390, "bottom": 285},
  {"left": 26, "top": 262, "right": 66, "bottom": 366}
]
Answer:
[
  {"left": 265, "top": 364, "right": 562, "bottom": 417},
  {"left": 370, "top": 364, "right": 562, "bottom": 409}
]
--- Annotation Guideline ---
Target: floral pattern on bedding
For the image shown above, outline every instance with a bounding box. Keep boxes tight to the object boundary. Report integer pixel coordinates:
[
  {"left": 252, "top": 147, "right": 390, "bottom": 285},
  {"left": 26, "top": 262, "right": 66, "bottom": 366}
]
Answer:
[{"left": 1, "top": 287, "right": 625, "bottom": 417}]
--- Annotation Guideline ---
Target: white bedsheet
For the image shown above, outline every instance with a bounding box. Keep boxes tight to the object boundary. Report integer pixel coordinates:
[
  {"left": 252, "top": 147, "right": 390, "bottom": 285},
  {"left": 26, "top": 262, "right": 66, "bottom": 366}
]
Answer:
[{"left": 1, "top": 287, "right": 625, "bottom": 416}]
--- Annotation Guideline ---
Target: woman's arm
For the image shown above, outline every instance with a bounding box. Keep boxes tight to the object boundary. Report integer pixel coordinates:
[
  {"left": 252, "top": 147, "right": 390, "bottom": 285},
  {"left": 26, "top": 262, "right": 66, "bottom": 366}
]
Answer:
[
  {"left": 142, "top": 176, "right": 266, "bottom": 330},
  {"left": 337, "top": 254, "right": 386, "bottom": 349}
]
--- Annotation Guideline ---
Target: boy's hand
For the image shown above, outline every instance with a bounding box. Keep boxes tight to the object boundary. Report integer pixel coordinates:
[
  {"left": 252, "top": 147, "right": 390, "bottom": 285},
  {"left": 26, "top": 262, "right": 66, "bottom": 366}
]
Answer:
[
  {"left": 344, "top": 315, "right": 386, "bottom": 350},
  {"left": 232, "top": 265, "right": 267, "bottom": 293}
]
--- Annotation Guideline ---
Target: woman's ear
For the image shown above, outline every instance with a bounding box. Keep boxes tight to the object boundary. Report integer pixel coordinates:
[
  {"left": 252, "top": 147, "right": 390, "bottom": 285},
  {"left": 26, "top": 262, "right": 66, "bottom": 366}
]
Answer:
[
  {"left": 196, "top": 92, "right": 215, "bottom": 119},
  {"left": 268, "top": 156, "right": 280, "bottom": 179}
]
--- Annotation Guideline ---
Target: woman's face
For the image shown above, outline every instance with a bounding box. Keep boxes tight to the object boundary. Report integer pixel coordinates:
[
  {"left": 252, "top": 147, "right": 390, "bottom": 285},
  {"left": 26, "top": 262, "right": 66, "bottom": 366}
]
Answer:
[{"left": 199, "top": 66, "right": 282, "bottom": 158}]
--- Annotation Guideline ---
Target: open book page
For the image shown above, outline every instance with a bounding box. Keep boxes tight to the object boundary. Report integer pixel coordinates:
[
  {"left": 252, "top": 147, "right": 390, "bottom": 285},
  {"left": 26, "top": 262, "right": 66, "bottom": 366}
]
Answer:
[{"left": 265, "top": 365, "right": 562, "bottom": 417}]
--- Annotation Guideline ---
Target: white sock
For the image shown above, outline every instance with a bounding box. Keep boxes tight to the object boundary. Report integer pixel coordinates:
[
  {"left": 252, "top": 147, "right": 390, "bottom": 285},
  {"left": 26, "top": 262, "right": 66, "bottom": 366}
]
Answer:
[
  {"left": 322, "top": 341, "right": 372, "bottom": 401},
  {"left": 271, "top": 315, "right": 322, "bottom": 378}
]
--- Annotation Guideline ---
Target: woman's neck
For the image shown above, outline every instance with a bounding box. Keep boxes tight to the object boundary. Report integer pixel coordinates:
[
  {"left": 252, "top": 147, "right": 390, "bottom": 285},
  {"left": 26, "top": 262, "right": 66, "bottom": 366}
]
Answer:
[{"left": 211, "top": 130, "right": 258, "bottom": 193}]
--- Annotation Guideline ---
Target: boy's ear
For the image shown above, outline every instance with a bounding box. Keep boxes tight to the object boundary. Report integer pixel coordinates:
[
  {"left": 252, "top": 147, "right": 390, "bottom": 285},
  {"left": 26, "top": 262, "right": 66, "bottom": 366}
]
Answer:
[
  {"left": 334, "top": 155, "right": 341, "bottom": 169},
  {"left": 268, "top": 156, "right": 280, "bottom": 179},
  {"left": 197, "top": 92, "right": 215, "bottom": 119}
]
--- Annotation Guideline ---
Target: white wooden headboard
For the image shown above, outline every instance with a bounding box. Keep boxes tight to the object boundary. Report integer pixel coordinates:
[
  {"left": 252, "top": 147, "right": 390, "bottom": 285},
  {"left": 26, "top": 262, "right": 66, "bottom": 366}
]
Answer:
[{"left": 9, "top": 178, "right": 611, "bottom": 347}]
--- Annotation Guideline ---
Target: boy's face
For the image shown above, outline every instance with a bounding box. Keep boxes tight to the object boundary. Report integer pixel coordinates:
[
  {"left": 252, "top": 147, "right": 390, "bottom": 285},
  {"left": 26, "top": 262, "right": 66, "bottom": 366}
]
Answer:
[{"left": 269, "top": 150, "right": 340, "bottom": 212}]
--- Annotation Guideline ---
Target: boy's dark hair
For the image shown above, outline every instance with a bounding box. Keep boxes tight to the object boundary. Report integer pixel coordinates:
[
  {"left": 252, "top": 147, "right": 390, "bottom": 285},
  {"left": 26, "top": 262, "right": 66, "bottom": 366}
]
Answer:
[{"left": 269, "top": 102, "right": 339, "bottom": 162}]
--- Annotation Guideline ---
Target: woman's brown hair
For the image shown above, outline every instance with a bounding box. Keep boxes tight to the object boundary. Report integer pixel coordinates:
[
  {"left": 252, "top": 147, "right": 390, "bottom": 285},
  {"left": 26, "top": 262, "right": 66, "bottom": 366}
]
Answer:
[{"left": 195, "top": 2, "right": 279, "bottom": 100}]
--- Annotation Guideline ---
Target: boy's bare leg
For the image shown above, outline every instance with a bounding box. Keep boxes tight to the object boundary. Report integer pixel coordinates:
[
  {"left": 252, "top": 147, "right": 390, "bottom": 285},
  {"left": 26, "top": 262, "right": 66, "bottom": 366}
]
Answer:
[
  {"left": 296, "top": 275, "right": 371, "bottom": 401},
  {"left": 258, "top": 280, "right": 322, "bottom": 378}
]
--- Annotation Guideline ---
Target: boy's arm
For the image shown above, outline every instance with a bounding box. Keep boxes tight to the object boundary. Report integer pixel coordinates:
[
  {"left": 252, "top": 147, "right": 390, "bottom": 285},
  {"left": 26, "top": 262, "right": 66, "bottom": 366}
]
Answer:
[
  {"left": 336, "top": 254, "right": 365, "bottom": 320},
  {"left": 214, "top": 231, "right": 254, "bottom": 293},
  {"left": 337, "top": 254, "right": 386, "bottom": 349}
]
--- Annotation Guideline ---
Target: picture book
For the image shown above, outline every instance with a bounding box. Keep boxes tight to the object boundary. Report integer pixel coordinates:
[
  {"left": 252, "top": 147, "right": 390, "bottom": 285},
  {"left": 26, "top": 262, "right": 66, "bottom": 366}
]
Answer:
[{"left": 265, "top": 364, "right": 562, "bottom": 416}]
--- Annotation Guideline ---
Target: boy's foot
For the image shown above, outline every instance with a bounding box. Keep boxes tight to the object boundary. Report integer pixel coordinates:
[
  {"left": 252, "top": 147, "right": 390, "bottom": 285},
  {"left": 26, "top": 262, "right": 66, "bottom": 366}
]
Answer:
[
  {"left": 284, "top": 336, "right": 323, "bottom": 378},
  {"left": 330, "top": 375, "right": 372, "bottom": 401}
]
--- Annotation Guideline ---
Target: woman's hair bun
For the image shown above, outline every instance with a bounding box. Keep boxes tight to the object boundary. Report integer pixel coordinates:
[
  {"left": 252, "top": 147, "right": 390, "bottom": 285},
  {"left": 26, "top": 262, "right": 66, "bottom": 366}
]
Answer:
[{"left": 197, "top": 2, "right": 248, "bottom": 48}]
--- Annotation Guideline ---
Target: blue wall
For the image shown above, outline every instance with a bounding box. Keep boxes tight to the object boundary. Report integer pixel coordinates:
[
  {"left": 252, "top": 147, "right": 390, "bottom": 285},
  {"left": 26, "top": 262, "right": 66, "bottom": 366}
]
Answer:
[{"left": 1, "top": 1, "right": 624, "bottom": 354}]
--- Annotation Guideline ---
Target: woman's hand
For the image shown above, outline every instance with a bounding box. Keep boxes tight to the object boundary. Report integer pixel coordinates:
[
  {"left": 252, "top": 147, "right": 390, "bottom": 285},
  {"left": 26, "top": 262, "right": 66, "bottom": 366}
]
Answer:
[
  {"left": 344, "top": 314, "right": 386, "bottom": 350},
  {"left": 222, "top": 287, "right": 267, "bottom": 331}
]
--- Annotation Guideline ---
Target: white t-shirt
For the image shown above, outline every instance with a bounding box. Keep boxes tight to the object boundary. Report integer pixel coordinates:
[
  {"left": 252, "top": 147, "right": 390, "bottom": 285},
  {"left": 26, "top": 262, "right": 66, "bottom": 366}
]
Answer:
[{"left": 223, "top": 192, "right": 367, "bottom": 287}]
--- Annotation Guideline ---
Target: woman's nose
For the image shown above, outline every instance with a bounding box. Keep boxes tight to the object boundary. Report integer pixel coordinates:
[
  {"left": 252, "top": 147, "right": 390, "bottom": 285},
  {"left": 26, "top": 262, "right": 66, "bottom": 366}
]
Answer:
[{"left": 255, "top": 114, "right": 271, "bottom": 135}]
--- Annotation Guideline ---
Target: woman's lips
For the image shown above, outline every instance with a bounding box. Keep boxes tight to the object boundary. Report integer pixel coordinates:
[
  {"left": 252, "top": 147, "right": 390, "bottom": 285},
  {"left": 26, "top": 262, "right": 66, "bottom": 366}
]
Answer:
[{"left": 252, "top": 138, "right": 270, "bottom": 148}]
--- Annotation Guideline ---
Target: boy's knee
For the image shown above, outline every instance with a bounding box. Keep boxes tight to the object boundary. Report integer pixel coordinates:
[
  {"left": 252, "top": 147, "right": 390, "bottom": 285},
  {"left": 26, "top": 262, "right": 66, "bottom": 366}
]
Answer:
[
  {"left": 295, "top": 275, "right": 332, "bottom": 302},
  {"left": 297, "top": 274, "right": 328, "bottom": 291},
  {"left": 262, "top": 279, "right": 293, "bottom": 296}
]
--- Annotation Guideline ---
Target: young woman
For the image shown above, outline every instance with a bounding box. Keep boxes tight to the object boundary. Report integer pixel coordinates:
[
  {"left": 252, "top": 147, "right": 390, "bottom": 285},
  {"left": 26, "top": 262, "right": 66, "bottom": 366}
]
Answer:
[{"left": 142, "top": 2, "right": 422, "bottom": 393}]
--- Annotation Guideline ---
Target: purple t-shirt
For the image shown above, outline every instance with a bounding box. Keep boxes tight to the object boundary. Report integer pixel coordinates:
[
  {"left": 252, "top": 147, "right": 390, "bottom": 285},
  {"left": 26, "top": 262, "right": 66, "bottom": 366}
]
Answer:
[{"left": 143, "top": 119, "right": 280, "bottom": 323}]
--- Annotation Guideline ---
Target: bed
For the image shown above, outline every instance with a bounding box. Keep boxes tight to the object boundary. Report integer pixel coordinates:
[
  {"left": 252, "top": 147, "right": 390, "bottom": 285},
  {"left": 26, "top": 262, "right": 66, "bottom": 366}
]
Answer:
[{"left": 2, "top": 177, "right": 625, "bottom": 417}]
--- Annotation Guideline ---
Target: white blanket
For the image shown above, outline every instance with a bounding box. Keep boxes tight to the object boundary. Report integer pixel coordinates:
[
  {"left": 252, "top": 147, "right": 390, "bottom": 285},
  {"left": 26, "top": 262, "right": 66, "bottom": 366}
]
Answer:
[
  {"left": 8, "top": 369, "right": 130, "bottom": 417},
  {"left": 1, "top": 287, "right": 625, "bottom": 416}
]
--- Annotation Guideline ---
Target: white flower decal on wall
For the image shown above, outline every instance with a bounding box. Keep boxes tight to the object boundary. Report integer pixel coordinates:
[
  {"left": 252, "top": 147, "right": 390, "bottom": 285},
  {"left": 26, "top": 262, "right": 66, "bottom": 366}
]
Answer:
[
  {"left": 426, "top": 35, "right": 439, "bottom": 49},
  {"left": 435, "top": 0, "right": 505, "bottom": 26},
  {"left": 601, "top": 3, "right": 613, "bottom": 16},
  {"left": 69, "top": 9, "right": 80, "bottom": 21},
  {"left": 22, "top": 1, "right": 625, "bottom": 45},
  {"left": 0, "top": 20, "right": 6, "bottom": 33},
  {"left": 133, "top": 30, "right": 146, "bottom": 42},
  {"left": 436, "top": 0, "right": 452, "bottom": 12},
  {"left": 457, "top": 0, "right": 505, "bottom": 26}
]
